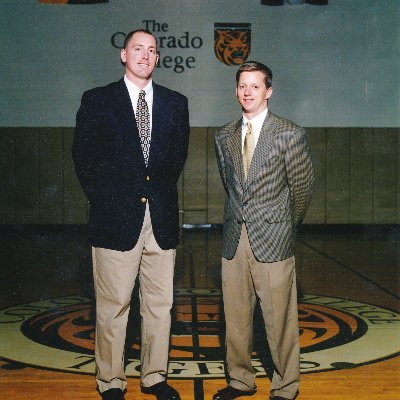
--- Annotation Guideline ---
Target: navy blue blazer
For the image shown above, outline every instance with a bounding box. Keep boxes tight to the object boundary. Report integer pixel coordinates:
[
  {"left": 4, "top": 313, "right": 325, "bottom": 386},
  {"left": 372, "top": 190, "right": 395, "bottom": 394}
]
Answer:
[{"left": 72, "top": 78, "right": 190, "bottom": 251}]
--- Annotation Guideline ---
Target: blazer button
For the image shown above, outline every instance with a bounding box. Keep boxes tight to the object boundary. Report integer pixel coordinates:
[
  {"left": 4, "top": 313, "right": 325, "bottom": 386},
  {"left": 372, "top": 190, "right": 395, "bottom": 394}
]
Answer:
[
  {"left": 146, "top": 176, "right": 150, "bottom": 181},
  {"left": 140, "top": 197, "right": 147, "bottom": 203}
]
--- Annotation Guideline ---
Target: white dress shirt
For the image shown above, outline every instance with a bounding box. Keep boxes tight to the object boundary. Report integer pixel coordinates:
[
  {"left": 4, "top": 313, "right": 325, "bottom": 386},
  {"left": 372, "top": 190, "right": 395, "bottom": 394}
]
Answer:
[
  {"left": 124, "top": 75, "right": 154, "bottom": 136},
  {"left": 241, "top": 108, "right": 269, "bottom": 153}
]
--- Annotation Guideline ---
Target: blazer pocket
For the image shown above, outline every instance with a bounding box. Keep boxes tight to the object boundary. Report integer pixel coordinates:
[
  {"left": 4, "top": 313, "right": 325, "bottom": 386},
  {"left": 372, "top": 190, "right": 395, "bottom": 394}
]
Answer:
[
  {"left": 259, "top": 153, "right": 282, "bottom": 170},
  {"left": 268, "top": 155, "right": 280, "bottom": 164},
  {"left": 266, "top": 151, "right": 283, "bottom": 165}
]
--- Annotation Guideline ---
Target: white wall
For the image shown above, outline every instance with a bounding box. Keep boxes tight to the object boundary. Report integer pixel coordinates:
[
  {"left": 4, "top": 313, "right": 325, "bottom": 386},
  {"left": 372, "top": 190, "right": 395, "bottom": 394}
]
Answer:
[{"left": 0, "top": 0, "right": 399, "bottom": 127}]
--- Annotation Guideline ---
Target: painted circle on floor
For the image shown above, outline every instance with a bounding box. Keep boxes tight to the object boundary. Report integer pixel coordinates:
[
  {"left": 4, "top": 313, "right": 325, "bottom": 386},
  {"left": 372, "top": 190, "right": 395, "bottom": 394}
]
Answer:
[{"left": 0, "top": 290, "right": 399, "bottom": 378}]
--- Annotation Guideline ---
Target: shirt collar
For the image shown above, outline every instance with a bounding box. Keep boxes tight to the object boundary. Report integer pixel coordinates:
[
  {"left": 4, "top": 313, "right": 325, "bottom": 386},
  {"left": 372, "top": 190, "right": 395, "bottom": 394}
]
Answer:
[
  {"left": 242, "top": 108, "right": 269, "bottom": 127},
  {"left": 124, "top": 75, "right": 153, "bottom": 96}
]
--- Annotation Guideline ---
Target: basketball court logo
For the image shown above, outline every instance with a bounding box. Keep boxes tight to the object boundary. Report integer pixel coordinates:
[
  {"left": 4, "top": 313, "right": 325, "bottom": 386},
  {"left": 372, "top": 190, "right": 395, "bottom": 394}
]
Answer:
[
  {"left": 214, "top": 23, "right": 251, "bottom": 66},
  {"left": 0, "top": 290, "right": 399, "bottom": 378}
]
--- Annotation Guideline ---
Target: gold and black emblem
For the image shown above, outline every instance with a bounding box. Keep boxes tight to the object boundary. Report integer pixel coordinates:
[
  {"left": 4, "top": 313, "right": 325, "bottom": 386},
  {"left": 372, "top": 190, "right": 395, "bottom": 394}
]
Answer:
[
  {"left": 214, "top": 23, "right": 251, "bottom": 66},
  {"left": 2, "top": 292, "right": 399, "bottom": 380}
]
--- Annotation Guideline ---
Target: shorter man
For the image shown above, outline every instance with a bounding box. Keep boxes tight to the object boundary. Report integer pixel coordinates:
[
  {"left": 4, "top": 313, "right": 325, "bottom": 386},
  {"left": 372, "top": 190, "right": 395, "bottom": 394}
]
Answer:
[{"left": 213, "top": 61, "right": 315, "bottom": 400}]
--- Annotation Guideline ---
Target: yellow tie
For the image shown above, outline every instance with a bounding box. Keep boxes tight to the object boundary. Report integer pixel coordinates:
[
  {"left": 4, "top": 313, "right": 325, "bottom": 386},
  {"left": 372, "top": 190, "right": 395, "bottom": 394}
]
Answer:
[{"left": 243, "top": 121, "right": 255, "bottom": 178}]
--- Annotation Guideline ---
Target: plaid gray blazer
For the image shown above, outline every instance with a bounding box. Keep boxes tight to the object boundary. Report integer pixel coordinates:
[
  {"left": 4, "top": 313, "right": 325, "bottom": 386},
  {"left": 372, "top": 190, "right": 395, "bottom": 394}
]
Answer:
[{"left": 215, "top": 112, "right": 315, "bottom": 263}]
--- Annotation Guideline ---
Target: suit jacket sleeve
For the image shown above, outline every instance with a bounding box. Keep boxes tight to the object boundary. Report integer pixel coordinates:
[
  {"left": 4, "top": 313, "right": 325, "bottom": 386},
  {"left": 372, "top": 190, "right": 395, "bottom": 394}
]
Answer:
[
  {"left": 214, "top": 134, "right": 228, "bottom": 194},
  {"left": 170, "top": 96, "right": 190, "bottom": 183},
  {"left": 72, "top": 90, "right": 102, "bottom": 205},
  {"left": 285, "top": 127, "right": 315, "bottom": 224}
]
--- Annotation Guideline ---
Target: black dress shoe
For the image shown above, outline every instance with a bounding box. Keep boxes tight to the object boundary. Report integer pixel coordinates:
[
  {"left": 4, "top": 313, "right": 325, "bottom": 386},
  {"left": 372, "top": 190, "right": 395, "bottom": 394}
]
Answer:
[
  {"left": 100, "top": 388, "right": 125, "bottom": 400},
  {"left": 141, "top": 381, "right": 180, "bottom": 400},
  {"left": 213, "top": 386, "right": 256, "bottom": 400}
]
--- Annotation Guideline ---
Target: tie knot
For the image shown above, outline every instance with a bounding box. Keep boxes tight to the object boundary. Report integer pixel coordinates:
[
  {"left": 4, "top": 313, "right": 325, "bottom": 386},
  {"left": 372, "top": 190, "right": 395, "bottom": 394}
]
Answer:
[
  {"left": 139, "top": 90, "right": 146, "bottom": 99},
  {"left": 247, "top": 121, "right": 252, "bottom": 134}
]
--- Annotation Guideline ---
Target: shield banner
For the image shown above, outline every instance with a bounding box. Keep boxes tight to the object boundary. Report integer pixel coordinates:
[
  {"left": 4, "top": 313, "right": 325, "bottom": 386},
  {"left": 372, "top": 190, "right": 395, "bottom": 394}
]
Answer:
[{"left": 214, "top": 23, "right": 251, "bottom": 66}]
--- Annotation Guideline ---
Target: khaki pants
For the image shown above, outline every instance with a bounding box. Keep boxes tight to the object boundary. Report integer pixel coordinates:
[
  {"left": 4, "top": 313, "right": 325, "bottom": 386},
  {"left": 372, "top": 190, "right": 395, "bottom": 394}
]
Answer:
[
  {"left": 222, "top": 224, "right": 300, "bottom": 399},
  {"left": 92, "top": 203, "right": 175, "bottom": 393}
]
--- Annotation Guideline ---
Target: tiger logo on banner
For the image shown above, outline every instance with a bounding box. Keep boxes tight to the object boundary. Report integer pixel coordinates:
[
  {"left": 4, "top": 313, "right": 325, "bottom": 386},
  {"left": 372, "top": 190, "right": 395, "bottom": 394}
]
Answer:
[{"left": 214, "top": 23, "right": 251, "bottom": 66}]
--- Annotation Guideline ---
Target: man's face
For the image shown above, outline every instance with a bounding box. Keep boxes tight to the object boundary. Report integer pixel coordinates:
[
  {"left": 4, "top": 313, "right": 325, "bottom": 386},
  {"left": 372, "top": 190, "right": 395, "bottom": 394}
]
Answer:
[
  {"left": 120, "top": 32, "right": 159, "bottom": 85},
  {"left": 236, "top": 71, "right": 273, "bottom": 118}
]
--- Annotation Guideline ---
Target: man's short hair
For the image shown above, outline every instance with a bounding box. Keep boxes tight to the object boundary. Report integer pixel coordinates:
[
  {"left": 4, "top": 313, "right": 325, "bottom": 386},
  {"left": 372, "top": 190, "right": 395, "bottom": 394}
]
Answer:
[
  {"left": 123, "top": 29, "right": 158, "bottom": 50},
  {"left": 236, "top": 61, "right": 273, "bottom": 88}
]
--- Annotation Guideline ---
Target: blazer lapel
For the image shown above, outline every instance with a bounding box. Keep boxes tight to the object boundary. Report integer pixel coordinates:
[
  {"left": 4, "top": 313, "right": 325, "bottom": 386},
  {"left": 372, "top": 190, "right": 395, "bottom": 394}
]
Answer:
[
  {"left": 113, "top": 79, "right": 145, "bottom": 164},
  {"left": 227, "top": 119, "right": 245, "bottom": 185},
  {"left": 243, "top": 112, "right": 276, "bottom": 191},
  {"left": 147, "top": 83, "right": 171, "bottom": 169}
]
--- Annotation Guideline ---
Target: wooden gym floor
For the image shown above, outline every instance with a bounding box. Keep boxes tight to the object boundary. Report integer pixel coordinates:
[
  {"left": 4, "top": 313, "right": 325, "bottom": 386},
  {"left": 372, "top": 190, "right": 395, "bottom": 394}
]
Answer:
[{"left": 0, "top": 224, "right": 399, "bottom": 399}]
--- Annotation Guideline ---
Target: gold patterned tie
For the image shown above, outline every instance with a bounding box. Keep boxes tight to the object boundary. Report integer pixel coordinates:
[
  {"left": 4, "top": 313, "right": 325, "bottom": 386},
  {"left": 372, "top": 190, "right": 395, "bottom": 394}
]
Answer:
[
  {"left": 243, "top": 121, "right": 255, "bottom": 178},
  {"left": 136, "top": 90, "right": 151, "bottom": 166}
]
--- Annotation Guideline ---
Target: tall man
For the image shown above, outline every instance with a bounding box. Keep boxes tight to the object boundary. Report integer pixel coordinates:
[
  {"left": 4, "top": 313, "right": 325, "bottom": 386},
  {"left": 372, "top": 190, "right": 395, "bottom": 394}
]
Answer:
[
  {"left": 213, "top": 61, "right": 314, "bottom": 400},
  {"left": 72, "top": 30, "right": 189, "bottom": 400}
]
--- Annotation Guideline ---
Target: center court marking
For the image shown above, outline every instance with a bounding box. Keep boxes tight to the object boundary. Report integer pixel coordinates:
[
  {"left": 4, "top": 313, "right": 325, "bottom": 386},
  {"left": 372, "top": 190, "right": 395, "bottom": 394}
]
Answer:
[{"left": 0, "top": 289, "right": 399, "bottom": 377}]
